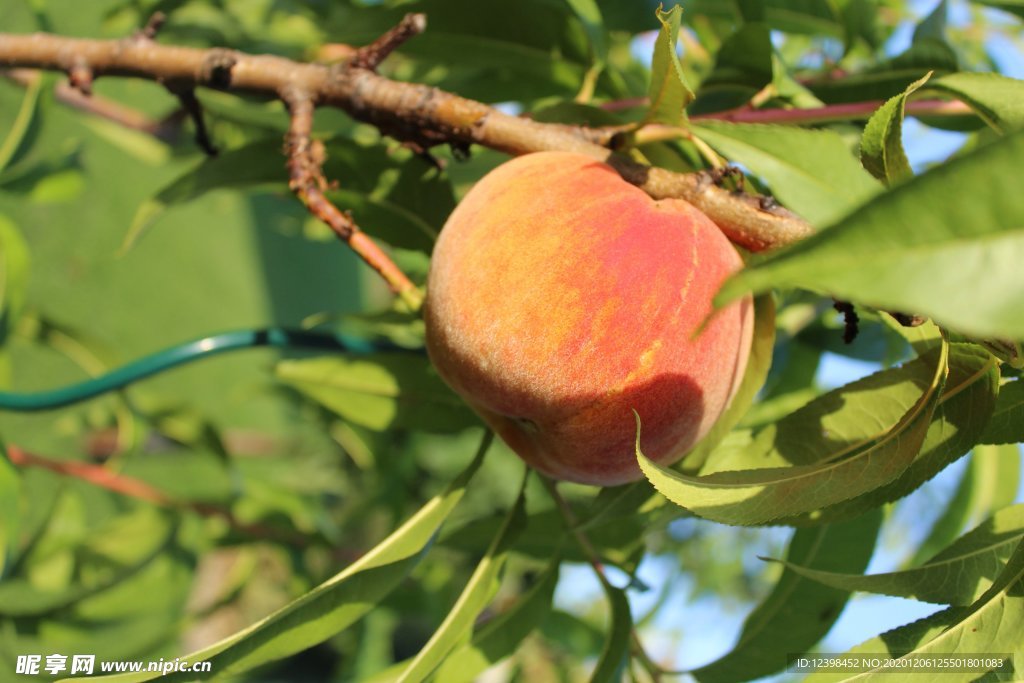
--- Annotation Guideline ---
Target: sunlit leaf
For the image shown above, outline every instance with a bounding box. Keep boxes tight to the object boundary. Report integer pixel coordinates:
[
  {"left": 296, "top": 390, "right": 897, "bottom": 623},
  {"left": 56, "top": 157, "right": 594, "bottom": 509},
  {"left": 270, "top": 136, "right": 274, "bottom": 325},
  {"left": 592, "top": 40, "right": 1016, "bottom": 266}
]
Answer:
[
  {"left": 70, "top": 436, "right": 491, "bottom": 682},
  {"left": 719, "top": 129, "right": 1024, "bottom": 340},
  {"left": 645, "top": 5, "right": 695, "bottom": 126},
  {"left": 397, "top": 475, "right": 527, "bottom": 682},
  {"left": 692, "top": 510, "right": 882, "bottom": 682},
  {"left": 981, "top": 380, "right": 1024, "bottom": 445},
  {"left": 805, "top": 539, "right": 1024, "bottom": 681},
  {"left": 638, "top": 340, "right": 948, "bottom": 526},
  {"left": 860, "top": 73, "right": 932, "bottom": 184},
  {"left": 929, "top": 72, "right": 1024, "bottom": 134},
  {"left": 692, "top": 121, "right": 880, "bottom": 227}
]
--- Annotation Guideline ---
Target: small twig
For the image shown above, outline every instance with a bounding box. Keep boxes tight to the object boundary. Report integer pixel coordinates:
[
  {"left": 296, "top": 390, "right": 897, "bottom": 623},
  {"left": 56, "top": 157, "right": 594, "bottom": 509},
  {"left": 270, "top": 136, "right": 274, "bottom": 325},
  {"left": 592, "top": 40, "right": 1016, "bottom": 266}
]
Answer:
[
  {"left": 5, "top": 444, "right": 309, "bottom": 547},
  {"left": 692, "top": 98, "right": 973, "bottom": 125},
  {"left": 67, "top": 58, "right": 92, "bottom": 95},
  {"left": 167, "top": 84, "right": 217, "bottom": 155},
  {"left": 541, "top": 476, "right": 664, "bottom": 682},
  {"left": 282, "top": 89, "right": 423, "bottom": 309},
  {"left": 351, "top": 12, "right": 427, "bottom": 70},
  {"left": 136, "top": 12, "right": 167, "bottom": 41}
]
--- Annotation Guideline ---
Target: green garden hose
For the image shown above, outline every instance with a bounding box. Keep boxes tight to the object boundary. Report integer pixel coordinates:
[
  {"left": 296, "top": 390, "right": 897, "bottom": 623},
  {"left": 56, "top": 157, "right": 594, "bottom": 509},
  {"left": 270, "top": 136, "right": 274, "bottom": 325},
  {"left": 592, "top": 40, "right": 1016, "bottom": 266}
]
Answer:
[{"left": 0, "top": 328, "right": 421, "bottom": 412}]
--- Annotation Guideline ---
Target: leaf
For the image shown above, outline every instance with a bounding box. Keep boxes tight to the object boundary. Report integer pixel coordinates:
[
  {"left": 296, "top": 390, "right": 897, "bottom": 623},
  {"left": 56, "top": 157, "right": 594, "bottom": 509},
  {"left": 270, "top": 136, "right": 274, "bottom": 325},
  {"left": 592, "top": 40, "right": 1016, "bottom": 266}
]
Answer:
[
  {"left": 792, "top": 344, "right": 999, "bottom": 525},
  {"left": 691, "top": 121, "right": 881, "bottom": 227},
  {"left": 775, "top": 505, "right": 1024, "bottom": 608},
  {"left": 0, "top": 441, "right": 19, "bottom": 577},
  {"left": 808, "top": 39, "right": 959, "bottom": 104},
  {"left": 276, "top": 354, "right": 478, "bottom": 433},
  {"left": 638, "top": 340, "right": 949, "bottom": 526},
  {"left": 645, "top": 5, "right": 695, "bottom": 126},
  {"left": 684, "top": 295, "right": 776, "bottom": 473},
  {"left": 589, "top": 585, "right": 632, "bottom": 683},
  {"left": 910, "top": 444, "right": 1021, "bottom": 566},
  {"left": 970, "top": 0, "right": 1024, "bottom": 20},
  {"left": 0, "top": 70, "right": 42, "bottom": 173},
  {"left": 719, "top": 128, "right": 1024, "bottom": 340},
  {"left": 804, "top": 538, "right": 1024, "bottom": 682},
  {"left": 929, "top": 72, "right": 1024, "bottom": 134},
  {"left": 564, "top": 0, "right": 608, "bottom": 61},
  {"left": 692, "top": 509, "right": 882, "bottom": 683},
  {"left": 0, "top": 214, "right": 31, "bottom": 350},
  {"left": 70, "top": 435, "right": 491, "bottom": 682},
  {"left": 860, "top": 73, "right": 932, "bottom": 184},
  {"left": 432, "top": 555, "right": 560, "bottom": 683},
  {"left": 981, "top": 381, "right": 1024, "bottom": 445},
  {"left": 123, "top": 138, "right": 450, "bottom": 253},
  {"left": 397, "top": 477, "right": 527, "bottom": 683},
  {"left": 913, "top": 0, "right": 948, "bottom": 43},
  {"left": 691, "top": 22, "right": 773, "bottom": 115}
]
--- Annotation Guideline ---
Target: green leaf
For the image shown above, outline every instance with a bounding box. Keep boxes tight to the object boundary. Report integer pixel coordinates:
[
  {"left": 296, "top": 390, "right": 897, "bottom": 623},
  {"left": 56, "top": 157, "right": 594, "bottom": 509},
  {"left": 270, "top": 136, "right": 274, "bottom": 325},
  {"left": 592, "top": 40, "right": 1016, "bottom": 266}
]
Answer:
[
  {"left": 860, "top": 73, "right": 932, "bottom": 184},
  {"left": 684, "top": 295, "right": 776, "bottom": 473},
  {"left": 913, "top": 0, "right": 948, "bottom": 43},
  {"left": 808, "top": 39, "right": 958, "bottom": 104},
  {"left": 929, "top": 72, "right": 1024, "bottom": 134},
  {"left": 775, "top": 505, "right": 1024, "bottom": 607},
  {"left": 564, "top": 0, "right": 608, "bottom": 61},
  {"left": 0, "top": 441, "right": 19, "bottom": 577},
  {"left": 691, "top": 22, "right": 773, "bottom": 115},
  {"left": 970, "top": 0, "right": 1024, "bottom": 20},
  {"left": 691, "top": 121, "right": 881, "bottom": 227},
  {"left": 805, "top": 538, "right": 1024, "bottom": 681},
  {"left": 589, "top": 585, "right": 632, "bottom": 683},
  {"left": 692, "top": 509, "right": 882, "bottom": 683},
  {"left": 397, "top": 475, "right": 527, "bottom": 683},
  {"left": 0, "top": 70, "right": 42, "bottom": 174},
  {"left": 432, "top": 555, "right": 560, "bottom": 683},
  {"left": 0, "top": 214, "right": 31, "bottom": 352},
  {"left": 123, "top": 138, "right": 449, "bottom": 253},
  {"left": 645, "top": 5, "right": 695, "bottom": 126},
  {"left": 638, "top": 340, "right": 948, "bottom": 526},
  {"left": 719, "top": 128, "right": 1024, "bottom": 340},
  {"left": 911, "top": 444, "right": 1021, "bottom": 565},
  {"left": 276, "top": 354, "right": 478, "bottom": 433},
  {"left": 71, "top": 435, "right": 491, "bottom": 682},
  {"left": 981, "top": 380, "right": 1024, "bottom": 444},
  {"left": 792, "top": 344, "right": 999, "bottom": 526}
]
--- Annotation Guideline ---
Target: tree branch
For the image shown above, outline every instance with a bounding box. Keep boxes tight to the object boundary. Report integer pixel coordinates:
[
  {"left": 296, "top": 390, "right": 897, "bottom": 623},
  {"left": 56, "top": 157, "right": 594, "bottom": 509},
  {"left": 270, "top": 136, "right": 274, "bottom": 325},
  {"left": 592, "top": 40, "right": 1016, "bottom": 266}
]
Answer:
[
  {"left": 5, "top": 443, "right": 309, "bottom": 547},
  {"left": 0, "top": 24, "right": 813, "bottom": 252}
]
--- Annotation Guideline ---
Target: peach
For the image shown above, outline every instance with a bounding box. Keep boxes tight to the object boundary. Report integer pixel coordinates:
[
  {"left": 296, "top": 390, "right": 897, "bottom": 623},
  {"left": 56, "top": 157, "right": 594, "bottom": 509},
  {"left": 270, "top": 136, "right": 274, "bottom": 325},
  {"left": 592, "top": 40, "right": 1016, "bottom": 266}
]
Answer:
[{"left": 424, "top": 152, "right": 753, "bottom": 486}]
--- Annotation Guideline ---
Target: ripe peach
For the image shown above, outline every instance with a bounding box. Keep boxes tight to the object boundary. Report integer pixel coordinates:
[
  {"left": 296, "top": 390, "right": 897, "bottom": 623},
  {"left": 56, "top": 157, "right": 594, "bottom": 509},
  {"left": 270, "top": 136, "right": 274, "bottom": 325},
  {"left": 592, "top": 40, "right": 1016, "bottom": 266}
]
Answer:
[{"left": 424, "top": 152, "right": 753, "bottom": 486}]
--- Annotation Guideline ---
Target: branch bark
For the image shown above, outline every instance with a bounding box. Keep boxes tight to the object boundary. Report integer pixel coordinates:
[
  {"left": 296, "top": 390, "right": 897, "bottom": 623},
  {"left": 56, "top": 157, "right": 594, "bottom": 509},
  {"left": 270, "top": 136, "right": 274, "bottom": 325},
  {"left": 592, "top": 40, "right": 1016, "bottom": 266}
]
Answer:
[{"left": 0, "top": 25, "right": 813, "bottom": 252}]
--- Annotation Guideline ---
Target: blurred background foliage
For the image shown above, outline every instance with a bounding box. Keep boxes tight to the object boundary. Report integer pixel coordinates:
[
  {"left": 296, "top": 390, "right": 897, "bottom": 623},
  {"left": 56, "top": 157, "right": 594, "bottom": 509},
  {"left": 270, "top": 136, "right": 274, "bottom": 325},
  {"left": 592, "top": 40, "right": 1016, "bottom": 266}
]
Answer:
[{"left": 0, "top": 0, "right": 1022, "bottom": 681}]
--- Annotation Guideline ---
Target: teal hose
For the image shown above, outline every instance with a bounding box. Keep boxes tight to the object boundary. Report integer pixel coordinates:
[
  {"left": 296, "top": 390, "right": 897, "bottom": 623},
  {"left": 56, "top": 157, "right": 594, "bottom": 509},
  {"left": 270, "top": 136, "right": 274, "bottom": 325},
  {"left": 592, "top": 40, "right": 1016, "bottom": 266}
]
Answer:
[{"left": 0, "top": 328, "right": 421, "bottom": 412}]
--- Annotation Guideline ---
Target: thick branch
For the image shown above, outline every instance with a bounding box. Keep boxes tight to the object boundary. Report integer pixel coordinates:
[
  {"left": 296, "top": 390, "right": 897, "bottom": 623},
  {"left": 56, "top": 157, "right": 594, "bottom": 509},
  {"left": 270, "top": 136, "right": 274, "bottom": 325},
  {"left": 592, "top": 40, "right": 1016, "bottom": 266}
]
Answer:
[{"left": 0, "top": 30, "right": 812, "bottom": 251}]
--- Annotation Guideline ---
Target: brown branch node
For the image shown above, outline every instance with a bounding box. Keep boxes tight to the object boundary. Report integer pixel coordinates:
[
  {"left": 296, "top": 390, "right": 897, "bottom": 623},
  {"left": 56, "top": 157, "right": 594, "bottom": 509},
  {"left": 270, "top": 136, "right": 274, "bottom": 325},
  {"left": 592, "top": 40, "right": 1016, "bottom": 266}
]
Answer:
[
  {"left": 198, "top": 48, "right": 237, "bottom": 89},
  {"left": 351, "top": 13, "right": 427, "bottom": 70},
  {"left": 67, "top": 59, "right": 92, "bottom": 95}
]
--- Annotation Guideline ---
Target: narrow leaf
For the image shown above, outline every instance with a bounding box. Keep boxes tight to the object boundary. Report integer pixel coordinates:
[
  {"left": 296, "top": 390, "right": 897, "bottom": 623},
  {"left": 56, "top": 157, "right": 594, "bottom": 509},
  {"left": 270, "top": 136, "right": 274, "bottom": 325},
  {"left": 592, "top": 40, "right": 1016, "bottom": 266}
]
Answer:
[
  {"left": 773, "top": 505, "right": 1024, "bottom": 606},
  {"left": 692, "top": 121, "right": 880, "bottom": 227},
  {"left": 71, "top": 435, "right": 492, "bottom": 682},
  {"left": 692, "top": 510, "right": 882, "bottom": 683},
  {"left": 980, "top": 380, "right": 1024, "bottom": 445},
  {"left": 432, "top": 555, "right": 560, "bottom": 683},
  {"left": 638, "top": 340, "right": 948, "bottom": 526},
  {"left": 860, "top": 73, "right": 932, "bottom": 184},
  {"left": 0, "top": 71, "right": 42, "bottom": 173},
  {"left": 929, "top": 72, "right": 1024, "bottom": 134},
  {"left": 645, "top": 5, "right": 695, "bottom": 126},
  {"left": 805, "top": 538, "right": 1024, "bottom": 681},
  {"left": 719, "top": 129, "right": 1024, "bottom": 340},
  {"left": 589, "top": 585, "right": 632, "bottom": 683},
  {"left": 397, "top": 474, "right": 528, "bottom": 683},
  {"left": 276, "top": 354, "right": 478, "bottom": 433},
  {"left": 0, "top": 442, "right": 19, "bottom": 577}
]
